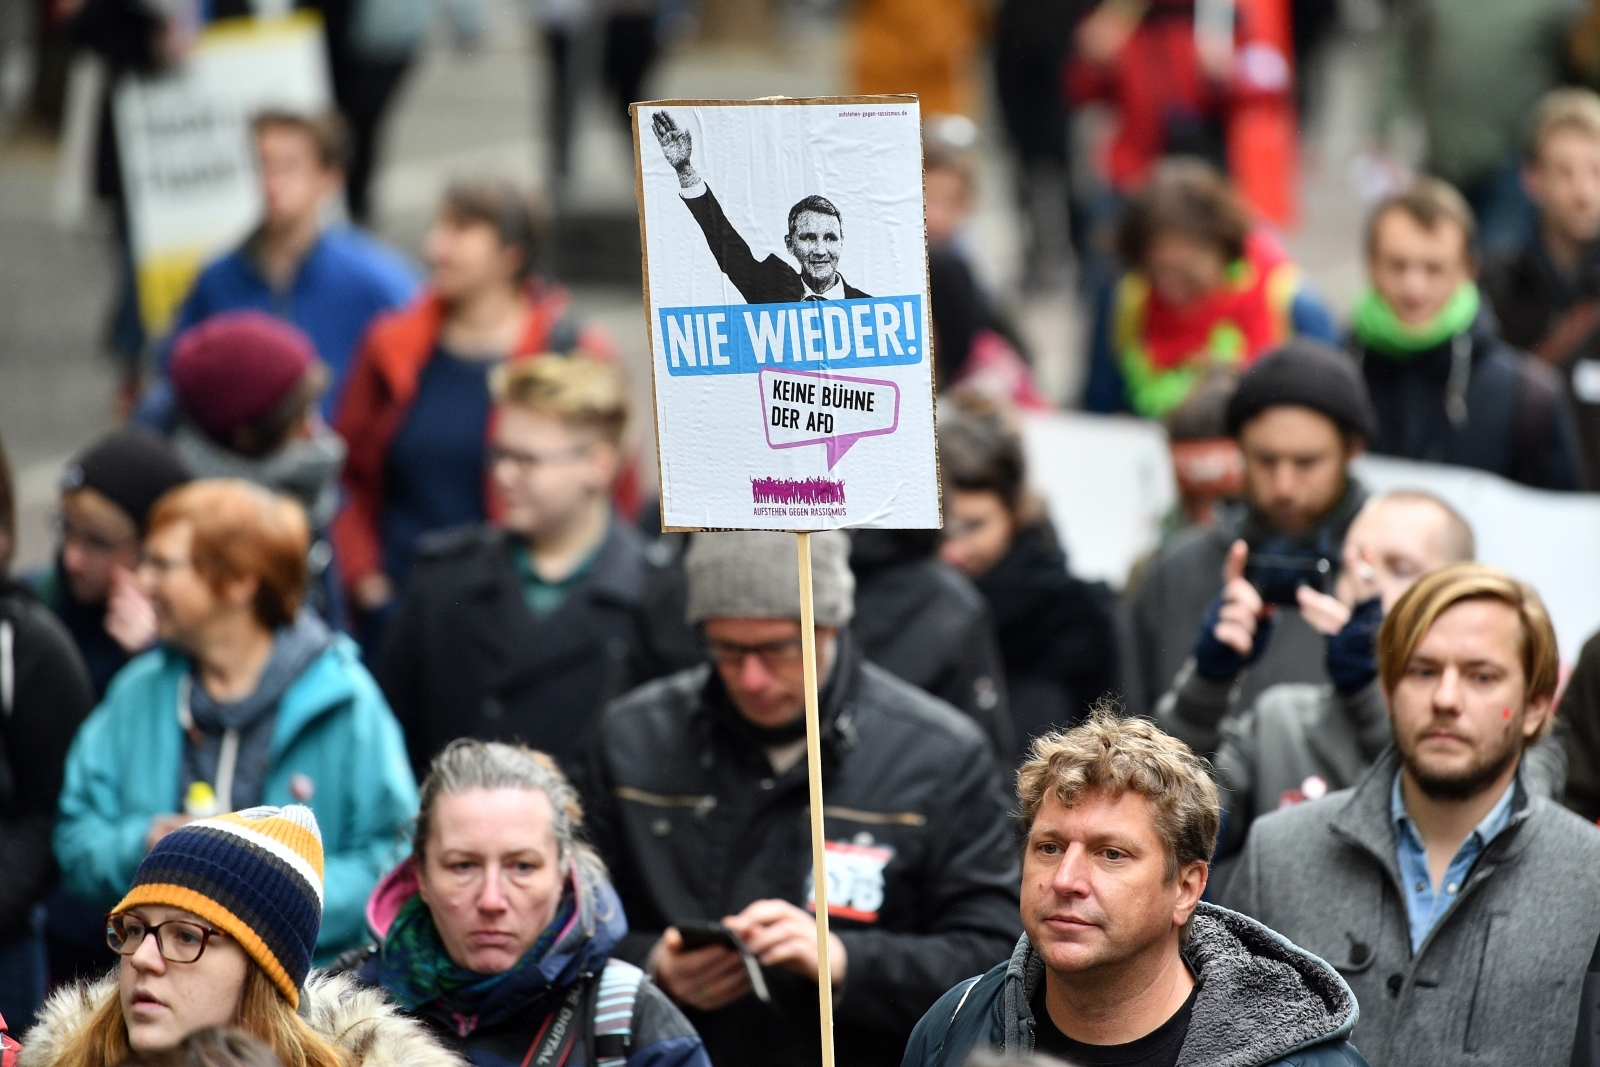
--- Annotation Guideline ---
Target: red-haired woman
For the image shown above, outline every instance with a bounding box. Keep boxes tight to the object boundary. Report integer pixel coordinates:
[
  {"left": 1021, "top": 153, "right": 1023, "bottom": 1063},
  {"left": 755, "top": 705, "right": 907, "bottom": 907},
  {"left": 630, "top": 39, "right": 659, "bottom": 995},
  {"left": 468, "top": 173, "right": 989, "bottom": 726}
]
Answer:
[{"left": 55, "top": 480, "right": 419, "bottom": 965}]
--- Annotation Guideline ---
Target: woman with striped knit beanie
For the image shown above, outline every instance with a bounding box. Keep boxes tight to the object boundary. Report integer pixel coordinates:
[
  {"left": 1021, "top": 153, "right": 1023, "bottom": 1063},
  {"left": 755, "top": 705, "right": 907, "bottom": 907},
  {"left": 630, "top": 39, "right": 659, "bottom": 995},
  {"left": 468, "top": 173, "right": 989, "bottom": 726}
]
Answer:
[{"left": 19, "top": 807, "right": 460, "bottom": 1067}]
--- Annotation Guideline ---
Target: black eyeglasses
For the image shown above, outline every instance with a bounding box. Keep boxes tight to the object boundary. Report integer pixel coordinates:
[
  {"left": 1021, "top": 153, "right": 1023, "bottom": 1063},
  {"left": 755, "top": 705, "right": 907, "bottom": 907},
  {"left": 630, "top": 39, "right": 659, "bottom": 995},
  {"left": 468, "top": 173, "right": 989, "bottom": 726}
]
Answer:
[
  {"left": 707, "top": 638, "right": 805, "bottom": 671},
  {"left": 106, "top": 913, "right": 227, "bottom": 963}
]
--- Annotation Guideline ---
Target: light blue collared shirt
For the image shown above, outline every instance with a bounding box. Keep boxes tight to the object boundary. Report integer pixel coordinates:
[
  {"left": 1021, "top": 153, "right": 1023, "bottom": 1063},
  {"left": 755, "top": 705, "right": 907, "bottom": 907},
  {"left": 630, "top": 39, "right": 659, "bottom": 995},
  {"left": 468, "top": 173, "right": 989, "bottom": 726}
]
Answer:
[{"left": 1391, "top": 772, "right": 1516, "bottom": 954}]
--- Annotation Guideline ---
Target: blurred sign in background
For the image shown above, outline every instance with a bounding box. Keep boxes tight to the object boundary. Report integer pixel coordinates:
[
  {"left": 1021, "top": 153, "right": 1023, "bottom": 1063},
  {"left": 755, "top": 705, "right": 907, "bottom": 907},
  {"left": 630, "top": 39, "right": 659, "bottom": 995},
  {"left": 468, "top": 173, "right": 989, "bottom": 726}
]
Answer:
[{"left": 114, "top": 14, "right": 330, "bottom": 334}]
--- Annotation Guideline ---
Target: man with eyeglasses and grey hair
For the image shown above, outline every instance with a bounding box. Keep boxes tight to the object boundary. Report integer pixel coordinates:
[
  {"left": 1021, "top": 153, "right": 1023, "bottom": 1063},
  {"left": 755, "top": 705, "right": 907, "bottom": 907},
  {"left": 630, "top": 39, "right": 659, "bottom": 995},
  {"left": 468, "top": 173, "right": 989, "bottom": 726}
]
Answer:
[{"left": 583, "top": 529, "right": 1021, "bottom": 1067}]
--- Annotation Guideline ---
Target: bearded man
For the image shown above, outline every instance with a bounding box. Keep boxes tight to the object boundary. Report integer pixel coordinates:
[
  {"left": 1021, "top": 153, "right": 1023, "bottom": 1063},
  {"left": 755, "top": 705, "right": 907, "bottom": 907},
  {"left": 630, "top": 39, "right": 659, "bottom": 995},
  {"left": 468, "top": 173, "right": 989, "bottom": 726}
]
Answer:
[{"left": 1225, "top": 564, "right": 1600, "bottom": 1067}]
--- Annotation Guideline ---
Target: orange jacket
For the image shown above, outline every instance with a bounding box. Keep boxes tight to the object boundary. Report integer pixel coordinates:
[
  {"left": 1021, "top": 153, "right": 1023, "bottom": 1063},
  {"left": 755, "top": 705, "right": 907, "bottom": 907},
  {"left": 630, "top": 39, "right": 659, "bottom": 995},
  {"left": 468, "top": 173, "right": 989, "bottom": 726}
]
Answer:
[
  {"left": 330, "top": 282, "right": 625, "bottom": 593},
  {"left": 848, "top": 0, "right": 987, "bottom": 116}
]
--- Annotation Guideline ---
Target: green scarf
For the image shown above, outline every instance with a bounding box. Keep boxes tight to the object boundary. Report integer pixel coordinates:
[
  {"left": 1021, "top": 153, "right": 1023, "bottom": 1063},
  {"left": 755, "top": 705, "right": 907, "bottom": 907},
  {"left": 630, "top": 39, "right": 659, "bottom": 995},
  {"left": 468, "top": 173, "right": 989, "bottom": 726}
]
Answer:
[
  {"left": 1350, "top": 283, "right": 1480, "bottom": 358},
  {"left": 378, "top": 890, "right": 576, "bottom": 1019}
]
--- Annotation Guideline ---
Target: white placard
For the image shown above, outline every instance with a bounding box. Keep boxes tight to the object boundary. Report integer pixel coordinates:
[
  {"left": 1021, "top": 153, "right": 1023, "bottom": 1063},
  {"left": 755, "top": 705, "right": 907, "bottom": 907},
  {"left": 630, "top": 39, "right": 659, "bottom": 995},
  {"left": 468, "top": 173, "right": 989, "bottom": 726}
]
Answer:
[
  {"left": 633, "top": 97, "right": 941, "bottom": 531},
  {"left": 114, "top": 14, "right": 331, "bottom": 334},
  {"left": 1352, "top": 454, "right": 1600, "bottom": 663},
  {"left": 1020, "top": 412, "right": 1177, "bottom": 588}
]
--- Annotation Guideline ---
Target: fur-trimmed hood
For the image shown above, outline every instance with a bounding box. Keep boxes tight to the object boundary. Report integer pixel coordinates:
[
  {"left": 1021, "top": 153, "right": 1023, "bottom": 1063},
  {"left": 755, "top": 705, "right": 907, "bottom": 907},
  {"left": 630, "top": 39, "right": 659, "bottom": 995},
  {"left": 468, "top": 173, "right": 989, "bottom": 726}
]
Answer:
[{"left": 19, "top": 970, "right": 464, "bottom": 1067}]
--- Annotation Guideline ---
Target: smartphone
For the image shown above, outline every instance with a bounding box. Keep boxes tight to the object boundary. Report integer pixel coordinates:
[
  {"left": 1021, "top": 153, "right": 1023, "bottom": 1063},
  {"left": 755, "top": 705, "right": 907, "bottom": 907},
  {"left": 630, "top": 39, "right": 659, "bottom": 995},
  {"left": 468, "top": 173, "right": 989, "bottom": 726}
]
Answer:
[
  {"left": 675, "top": 919, "right": 742, "bottom": 952},
  {"left": 672, "top": 919, "right": 771, "bottom": 1003},
  {"left": 1244, "top": 551, "right": 1332, "bottom": 606}
]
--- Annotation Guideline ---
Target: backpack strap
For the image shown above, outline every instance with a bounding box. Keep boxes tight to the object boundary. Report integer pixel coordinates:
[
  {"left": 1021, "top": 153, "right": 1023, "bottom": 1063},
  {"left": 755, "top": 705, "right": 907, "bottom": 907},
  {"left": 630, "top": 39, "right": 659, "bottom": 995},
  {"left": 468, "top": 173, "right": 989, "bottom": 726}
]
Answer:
[
  {"left": 592, "top": 958, "right": 645, "bottom": 1067},
  {"left": 1535, "top": 298, "right": 1600, "bottom": 367}
]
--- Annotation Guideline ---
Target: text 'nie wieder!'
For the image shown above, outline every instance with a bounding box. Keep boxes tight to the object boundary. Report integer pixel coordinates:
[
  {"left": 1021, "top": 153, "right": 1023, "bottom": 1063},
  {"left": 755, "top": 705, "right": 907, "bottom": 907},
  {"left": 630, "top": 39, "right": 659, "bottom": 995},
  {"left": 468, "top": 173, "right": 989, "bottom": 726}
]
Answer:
[{"left": 659, "top": 295, "right": 925, "bottom": 376}]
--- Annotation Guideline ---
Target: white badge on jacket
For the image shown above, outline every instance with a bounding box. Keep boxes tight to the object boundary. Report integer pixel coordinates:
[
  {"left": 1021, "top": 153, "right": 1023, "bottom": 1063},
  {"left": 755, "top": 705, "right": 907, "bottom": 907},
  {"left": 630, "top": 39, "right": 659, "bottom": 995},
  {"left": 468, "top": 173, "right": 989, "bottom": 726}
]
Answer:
[{"left": 806, "top": 840, "right": 893, "bottom": 923}]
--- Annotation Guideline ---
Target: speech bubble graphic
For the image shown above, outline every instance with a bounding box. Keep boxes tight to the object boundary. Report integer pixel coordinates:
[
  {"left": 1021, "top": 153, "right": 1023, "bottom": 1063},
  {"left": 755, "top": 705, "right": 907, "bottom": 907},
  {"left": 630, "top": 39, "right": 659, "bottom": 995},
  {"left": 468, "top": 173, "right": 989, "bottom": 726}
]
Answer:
[{"left": 759, "top": 368, "right": 900, "bottom": 468}]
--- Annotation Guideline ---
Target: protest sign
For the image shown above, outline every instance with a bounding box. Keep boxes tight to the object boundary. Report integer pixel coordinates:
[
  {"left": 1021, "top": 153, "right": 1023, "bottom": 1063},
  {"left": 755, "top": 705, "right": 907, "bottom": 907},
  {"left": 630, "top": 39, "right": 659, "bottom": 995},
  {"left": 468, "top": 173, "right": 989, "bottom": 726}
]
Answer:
[
  {"left": 634, "top": 97, "right": 940, "bottom": 532},
  {"left": 114, "top": 14, "right": 331, "bottom": 334},
  {"left": 633, "top": 96, "right": 940, "bottom": 1067}
]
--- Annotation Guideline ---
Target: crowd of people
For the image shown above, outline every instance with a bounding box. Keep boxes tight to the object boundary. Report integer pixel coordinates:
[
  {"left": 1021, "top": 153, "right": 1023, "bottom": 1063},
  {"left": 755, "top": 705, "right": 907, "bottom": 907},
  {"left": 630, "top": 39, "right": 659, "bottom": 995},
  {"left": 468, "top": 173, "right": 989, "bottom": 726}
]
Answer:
[{"left": 14, "top": 1, "right": 1600, "bottom": 1066}]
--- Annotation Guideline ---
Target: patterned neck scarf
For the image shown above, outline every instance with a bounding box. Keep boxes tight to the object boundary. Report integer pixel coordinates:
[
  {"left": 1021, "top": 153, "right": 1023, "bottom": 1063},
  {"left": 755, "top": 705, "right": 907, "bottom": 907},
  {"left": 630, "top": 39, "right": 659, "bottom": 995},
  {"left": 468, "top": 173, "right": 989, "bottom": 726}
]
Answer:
[{"left": 379, "top": 888, "right": 577, "bottom": 1024}]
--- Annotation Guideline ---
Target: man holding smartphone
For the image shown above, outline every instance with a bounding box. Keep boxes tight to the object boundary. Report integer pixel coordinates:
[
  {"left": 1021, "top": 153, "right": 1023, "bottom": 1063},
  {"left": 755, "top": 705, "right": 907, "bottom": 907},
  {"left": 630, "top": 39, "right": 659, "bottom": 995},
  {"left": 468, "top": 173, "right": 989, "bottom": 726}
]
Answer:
[
  {"left": 1159, "top": 492, "right": 1544, "bottom": 864},
  {"left": 1128, "top": 340, "right": 1376, "bottom": 713},
  {"left": 582, "top": 531, "right": 1021, "bottom": 1067}
]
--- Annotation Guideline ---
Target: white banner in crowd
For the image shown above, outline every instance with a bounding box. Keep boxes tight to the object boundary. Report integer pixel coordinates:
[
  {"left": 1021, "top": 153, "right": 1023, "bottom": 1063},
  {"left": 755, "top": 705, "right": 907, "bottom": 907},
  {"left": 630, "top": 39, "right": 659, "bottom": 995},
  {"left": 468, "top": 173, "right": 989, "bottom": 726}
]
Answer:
[
  {"left": 1021, "top": 412, "right": 1176, "bottom": 587},
  {"left": 1020, "top": 411, "right": 1600, "bottom": 663},
  {"left": 114, "top": 14, "right": 331, "bottom": 335},
  {"left": 1353, "top": 454, "right": 1600, "bottom": 663},
  {"left": 633, "top": 97, "right": 940, "bottom": 531}
]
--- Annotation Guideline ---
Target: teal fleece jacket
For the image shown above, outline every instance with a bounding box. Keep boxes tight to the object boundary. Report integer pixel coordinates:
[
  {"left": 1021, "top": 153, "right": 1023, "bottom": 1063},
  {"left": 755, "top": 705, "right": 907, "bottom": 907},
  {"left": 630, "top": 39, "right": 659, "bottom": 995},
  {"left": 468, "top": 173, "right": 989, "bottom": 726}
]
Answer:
[{"left": 54, "top": 637, "right": 419, "bottom": 960}]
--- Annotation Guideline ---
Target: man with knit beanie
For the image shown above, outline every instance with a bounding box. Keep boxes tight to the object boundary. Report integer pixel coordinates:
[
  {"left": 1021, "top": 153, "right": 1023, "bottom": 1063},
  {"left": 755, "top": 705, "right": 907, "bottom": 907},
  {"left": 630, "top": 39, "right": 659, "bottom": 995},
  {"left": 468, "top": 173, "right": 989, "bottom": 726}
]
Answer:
[
  {"left": 1128, "top": 338, "right": 1375, "bottom": 718},
  {"left": 583, "top": 531, "right": 1020, "bottom": 1067},
  {"left": 1351, "top": 178, "right": 1583, "bottom": 490},
  {"left": 29, "top": 429, "right": 191, "bottom": 699}
]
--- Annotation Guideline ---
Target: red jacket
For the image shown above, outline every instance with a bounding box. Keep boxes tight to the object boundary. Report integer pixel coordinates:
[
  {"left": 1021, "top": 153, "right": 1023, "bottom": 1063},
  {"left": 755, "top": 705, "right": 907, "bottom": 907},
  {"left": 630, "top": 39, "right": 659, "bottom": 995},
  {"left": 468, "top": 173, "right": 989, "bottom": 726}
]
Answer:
[
  {"left": 1065, "top": 0, "right": 1296, "bottom": 222},
  {"left": 1067, "top": 6, "right": 1222, "bottom": 193},
  {"left": 331, "top": 282, "right": 629, "bottom": 593}
]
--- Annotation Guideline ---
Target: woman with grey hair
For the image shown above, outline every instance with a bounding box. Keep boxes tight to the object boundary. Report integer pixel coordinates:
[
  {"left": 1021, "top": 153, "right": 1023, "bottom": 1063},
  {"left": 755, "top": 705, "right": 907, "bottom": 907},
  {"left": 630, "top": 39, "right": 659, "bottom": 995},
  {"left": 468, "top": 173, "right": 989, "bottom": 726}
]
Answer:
[{"left": 339, "top": 739, "right": 711, "bottom": 1067}]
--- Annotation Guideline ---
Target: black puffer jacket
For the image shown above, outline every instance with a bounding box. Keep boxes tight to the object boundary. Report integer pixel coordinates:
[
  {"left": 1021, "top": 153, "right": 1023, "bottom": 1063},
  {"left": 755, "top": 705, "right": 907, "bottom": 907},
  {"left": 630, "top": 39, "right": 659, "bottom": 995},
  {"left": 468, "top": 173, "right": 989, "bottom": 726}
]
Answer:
[
  {"left": 973, "top": 523, "right": 1119, "bottom": 754},
  {"left": 582, "top": 635, "right": 1022, "bottom": 1067},
  {"left": 1354, "top": 311, "right": 1583, "bottom": 490},
  {"left": 1480, "top": 237, "right": 1600, "bottom": 357},
  {"left": 0, "top": 585, "right": 95, "bottom": 945},
  {"left": 376, "top": 519, "right": 650, "bottom": 780},
  {"left": 849, "top": 529, "right": 1013, "bottom": 758}
]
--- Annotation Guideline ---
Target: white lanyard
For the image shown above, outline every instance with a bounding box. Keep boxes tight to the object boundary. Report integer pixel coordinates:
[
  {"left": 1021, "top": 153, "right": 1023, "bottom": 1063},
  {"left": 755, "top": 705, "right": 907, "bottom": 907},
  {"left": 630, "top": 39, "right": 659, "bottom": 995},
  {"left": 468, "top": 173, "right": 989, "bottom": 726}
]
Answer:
[{"left": 177, "top": 675, "right": 238, "bottom": 815}]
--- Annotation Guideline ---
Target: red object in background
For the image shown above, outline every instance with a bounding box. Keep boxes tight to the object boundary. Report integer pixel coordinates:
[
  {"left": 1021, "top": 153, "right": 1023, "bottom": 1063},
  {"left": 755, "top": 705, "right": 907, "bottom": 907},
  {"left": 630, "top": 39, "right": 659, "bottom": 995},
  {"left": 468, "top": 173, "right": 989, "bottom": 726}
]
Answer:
[
  {"left": 1228, "top": 0, "right": 1298, "bottom": 227},
  {"left": 1066, "top": 8, "right": 1220, "bottom": 194},
  {"left": 1065, "top": 0, "right": 1298, "bottom": 228},
  {"left": 1170, "top": 436, "right": 1244, "bottom": 527},
  {"left": 1139, "top": 226, "right": 1293, "bottom": 371},
  {"left": 0, "top": 1011, "right": 18, "bottom": 1067},
  {"left": 1171, "top": 437, "right": 1245, "bottom": 500}
]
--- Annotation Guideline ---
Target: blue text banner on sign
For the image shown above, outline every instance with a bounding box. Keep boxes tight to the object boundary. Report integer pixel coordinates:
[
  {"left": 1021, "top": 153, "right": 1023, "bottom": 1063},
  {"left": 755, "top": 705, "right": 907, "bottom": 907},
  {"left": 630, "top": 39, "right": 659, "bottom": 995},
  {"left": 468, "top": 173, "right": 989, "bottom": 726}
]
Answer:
[{"left": 659, "top": 295, "right": 925, "bottom": 376}]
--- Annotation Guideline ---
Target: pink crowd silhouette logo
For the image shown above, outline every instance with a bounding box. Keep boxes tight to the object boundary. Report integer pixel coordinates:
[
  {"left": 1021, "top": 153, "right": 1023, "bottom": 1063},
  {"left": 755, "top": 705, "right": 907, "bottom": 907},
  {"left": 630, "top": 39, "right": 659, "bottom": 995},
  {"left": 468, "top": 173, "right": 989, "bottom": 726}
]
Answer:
[{"left": 751, "top": 476, "right": 846, "bottom": 505}]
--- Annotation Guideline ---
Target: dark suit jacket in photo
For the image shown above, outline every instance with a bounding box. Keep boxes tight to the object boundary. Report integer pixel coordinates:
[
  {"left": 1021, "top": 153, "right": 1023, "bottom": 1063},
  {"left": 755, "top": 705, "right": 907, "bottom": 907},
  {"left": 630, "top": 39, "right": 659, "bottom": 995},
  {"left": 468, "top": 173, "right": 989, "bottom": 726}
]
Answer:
[{"left": 683, "top": 186, "right": 870, "bottom": 303}]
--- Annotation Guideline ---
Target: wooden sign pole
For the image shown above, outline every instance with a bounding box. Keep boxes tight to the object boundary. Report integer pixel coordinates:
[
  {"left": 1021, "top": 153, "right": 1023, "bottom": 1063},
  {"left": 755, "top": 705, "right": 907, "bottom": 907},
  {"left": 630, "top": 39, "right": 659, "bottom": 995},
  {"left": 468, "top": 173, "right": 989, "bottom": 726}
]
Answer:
[{"left": 795, "top": 530, "right": 836, "bottom": 1067}]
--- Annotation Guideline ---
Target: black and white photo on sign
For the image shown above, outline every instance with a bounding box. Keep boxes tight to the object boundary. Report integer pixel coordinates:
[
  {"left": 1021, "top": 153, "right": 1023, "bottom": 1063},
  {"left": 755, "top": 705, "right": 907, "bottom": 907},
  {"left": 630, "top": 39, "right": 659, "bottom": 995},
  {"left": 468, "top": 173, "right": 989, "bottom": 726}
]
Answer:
[
  {"left": 635, "top": 99, "right": 937, "bottom": 532},
  {"left": 650, "top": 110, "right": 872, "bottom": 303}
]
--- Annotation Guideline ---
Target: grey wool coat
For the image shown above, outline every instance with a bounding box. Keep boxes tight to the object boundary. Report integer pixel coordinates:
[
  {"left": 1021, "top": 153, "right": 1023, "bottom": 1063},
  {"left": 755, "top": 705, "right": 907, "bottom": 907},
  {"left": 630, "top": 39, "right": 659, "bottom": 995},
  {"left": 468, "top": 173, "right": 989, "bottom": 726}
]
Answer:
[
  {"left": 1224, "top": 746, "right": 1600, "bottom": 1067},
  {"left": 1156, "top": 662, "right": 1569, "bottom": 871}
]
